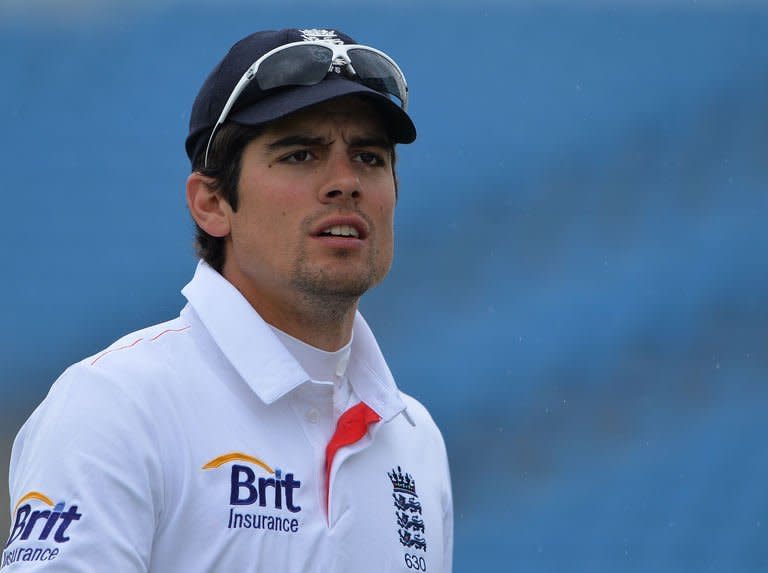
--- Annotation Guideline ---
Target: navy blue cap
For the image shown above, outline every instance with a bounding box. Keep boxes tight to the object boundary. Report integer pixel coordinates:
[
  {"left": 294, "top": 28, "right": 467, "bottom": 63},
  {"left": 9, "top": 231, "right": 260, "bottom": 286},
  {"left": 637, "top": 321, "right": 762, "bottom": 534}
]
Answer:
[{"left": 186, "top": 28, "right": 416, "bottom": 164}]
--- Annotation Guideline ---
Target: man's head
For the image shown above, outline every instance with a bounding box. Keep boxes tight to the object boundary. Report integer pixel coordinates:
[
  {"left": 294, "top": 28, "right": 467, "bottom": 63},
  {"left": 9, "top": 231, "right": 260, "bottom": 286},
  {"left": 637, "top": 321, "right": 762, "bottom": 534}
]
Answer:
[
  {"left": 184, "top": 29, "right": 416, "bottom": 325},
  {"left": 185, "top": 28, "right": 415, "bottom": 274}
]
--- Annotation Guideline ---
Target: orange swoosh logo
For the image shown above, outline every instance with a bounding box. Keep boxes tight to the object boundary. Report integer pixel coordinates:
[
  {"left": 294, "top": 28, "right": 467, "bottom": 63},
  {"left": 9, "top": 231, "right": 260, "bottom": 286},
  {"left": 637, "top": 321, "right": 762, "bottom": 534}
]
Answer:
[
  {"left": 202, "top": 452, "right": 274, "bottom": 474},
  {"left": 14, "top": 491, "right": 54, "bottom": 512}
]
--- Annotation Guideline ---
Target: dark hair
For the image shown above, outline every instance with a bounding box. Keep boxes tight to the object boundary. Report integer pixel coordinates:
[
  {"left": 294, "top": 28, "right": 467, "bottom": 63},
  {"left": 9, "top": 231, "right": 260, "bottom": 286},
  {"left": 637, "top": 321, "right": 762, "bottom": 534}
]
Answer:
[
  {"left": 190, "top": 120, "right": 399, "bottom": 273},
  {"left": 190, "top": 123, "right": 265, "bottom": 273}
]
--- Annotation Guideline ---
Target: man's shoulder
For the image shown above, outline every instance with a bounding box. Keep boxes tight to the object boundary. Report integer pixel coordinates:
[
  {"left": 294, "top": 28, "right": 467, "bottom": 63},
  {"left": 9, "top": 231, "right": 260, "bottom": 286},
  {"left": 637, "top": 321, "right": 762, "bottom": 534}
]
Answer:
[
  {"left": 397, "top": 392, "right": 447, "bottom": 441},
  {"left": 14, "top": 316, "right": 198, "bottom": 455},
  {"left": 391, "top": 392, "right": 452, "bottom": 488},
  {"left": 38, "top": 315, "right": 197, "bottom": 411},
  {"left": 82, "top": 315, "right": 195, "bottom": 374}
]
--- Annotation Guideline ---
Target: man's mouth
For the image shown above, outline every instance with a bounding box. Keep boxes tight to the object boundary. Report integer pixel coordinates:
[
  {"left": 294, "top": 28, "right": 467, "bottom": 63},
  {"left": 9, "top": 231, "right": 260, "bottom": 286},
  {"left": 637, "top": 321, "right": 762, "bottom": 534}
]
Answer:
[
  {"left": 319, "top": 225, "right": 360, "bottom": 238},
  {"left": 312, "top": 216, "right": 368, "bottom": 241}
]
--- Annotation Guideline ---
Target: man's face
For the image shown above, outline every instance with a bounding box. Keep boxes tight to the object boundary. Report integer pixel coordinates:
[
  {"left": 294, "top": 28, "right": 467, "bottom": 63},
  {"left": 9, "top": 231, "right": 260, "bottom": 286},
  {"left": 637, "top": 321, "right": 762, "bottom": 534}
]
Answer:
[{"left": 221, "top": 96, "right": 397, "bottom": 309}]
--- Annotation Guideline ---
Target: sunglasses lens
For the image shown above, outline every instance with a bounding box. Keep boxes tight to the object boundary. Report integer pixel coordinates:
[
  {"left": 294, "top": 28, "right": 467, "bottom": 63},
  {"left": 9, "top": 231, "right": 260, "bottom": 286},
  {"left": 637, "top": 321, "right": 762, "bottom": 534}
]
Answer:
[
  {"left": 253, "top": 44, "right": 406, "bottom": 109},
  {"left": 347, "top": 48, "right": 407, "bottom": 107},
  {"left": 257, "top": 45, "right": 333, "bottom": 90}
]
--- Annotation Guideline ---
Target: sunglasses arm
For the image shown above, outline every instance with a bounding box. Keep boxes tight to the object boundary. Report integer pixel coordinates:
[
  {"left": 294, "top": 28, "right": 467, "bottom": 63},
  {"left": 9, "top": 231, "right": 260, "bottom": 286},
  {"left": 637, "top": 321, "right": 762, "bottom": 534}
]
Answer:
[{"left": 203, "top": 63, "right": 262, "bottom": 167}]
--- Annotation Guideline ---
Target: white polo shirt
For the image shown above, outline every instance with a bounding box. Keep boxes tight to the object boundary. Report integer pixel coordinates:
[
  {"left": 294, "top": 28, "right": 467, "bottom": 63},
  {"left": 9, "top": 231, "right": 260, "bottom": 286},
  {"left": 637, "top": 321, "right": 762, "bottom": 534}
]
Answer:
[{"left": 3, "top": 262, "right": 453, "bottom": 572}]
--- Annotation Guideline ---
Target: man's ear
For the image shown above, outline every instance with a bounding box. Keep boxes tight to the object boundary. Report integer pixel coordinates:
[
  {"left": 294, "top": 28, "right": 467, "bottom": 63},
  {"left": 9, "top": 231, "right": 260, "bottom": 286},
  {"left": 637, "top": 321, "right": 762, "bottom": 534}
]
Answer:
[{"left": 186, "top": 172, "right": 231, "bottom": 238}]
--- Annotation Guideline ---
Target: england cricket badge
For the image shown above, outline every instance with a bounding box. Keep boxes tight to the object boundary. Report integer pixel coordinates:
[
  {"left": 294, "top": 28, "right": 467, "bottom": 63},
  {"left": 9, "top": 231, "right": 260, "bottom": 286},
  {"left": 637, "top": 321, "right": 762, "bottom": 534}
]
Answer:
[{"left": 388, "top": 466, "right": 427, "bottom": 551}]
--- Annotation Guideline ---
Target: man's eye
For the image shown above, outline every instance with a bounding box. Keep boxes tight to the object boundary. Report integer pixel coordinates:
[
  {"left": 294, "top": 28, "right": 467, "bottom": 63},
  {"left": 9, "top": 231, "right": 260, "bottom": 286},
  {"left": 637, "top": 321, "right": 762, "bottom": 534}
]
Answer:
[
  {"left": 355, "top": 151, "right": 385, "bottom": 166},
  {"left": 283, "top": 150, "right": 314, "bottom": 163}
]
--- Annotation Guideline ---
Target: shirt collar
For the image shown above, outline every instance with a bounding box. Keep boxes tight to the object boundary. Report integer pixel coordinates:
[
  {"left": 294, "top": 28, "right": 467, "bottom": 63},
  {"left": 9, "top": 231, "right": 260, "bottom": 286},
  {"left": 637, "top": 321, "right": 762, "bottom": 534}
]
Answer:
[
  {"left": 269, "top": 325, "right": 352, "bottom": 384},
  {"left": 181, "top": 261, "right": 406, "bottom": 422}
]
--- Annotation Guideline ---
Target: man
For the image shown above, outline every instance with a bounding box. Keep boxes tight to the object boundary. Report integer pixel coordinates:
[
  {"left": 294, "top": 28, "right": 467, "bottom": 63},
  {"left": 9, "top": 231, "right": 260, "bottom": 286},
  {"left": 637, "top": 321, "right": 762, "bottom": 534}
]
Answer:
[{"left": 3, "top": 28, "right": 452, "bottom": 572}]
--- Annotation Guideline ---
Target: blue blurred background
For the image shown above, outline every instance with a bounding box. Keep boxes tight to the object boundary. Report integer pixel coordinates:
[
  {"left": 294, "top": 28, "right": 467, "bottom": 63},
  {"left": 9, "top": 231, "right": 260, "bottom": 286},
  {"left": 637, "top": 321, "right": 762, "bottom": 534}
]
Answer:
[{"left": 2, "top": 1, "right": 767, "bottom": 570}]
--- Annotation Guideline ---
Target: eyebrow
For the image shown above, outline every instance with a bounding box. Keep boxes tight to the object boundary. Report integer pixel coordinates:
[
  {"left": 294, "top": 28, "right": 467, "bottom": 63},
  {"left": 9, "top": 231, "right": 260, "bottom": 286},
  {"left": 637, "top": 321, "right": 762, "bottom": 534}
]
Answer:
[
  {"left": 265, "top": 134, "right": 392, "bottom": 151},
  {"left": 348, "top": 135, "right": 392, "bottom": 149},
  {"left": 266, "top": 135, "right": 329, "bottom": 150}
]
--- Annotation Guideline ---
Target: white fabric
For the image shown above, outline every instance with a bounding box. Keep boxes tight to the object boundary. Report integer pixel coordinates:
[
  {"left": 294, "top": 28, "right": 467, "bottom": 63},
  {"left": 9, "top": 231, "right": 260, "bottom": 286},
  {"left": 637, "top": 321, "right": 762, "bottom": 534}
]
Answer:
[
  {"left": 268, "top": 325, "right": 358, "bottom": 421},
  {"left": 3, "top": 261, "right": 453, "bottom": 572}
]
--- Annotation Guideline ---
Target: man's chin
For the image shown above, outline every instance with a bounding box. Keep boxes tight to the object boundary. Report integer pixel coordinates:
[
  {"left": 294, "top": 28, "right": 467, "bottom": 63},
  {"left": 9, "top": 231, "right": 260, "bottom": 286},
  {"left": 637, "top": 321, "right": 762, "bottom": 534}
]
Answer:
[
  {"left": 296, "top": 278, "right": 373, "bottom": 300},
  {"left": 292, "top": 267, "right": 382, "bottom": 301}
]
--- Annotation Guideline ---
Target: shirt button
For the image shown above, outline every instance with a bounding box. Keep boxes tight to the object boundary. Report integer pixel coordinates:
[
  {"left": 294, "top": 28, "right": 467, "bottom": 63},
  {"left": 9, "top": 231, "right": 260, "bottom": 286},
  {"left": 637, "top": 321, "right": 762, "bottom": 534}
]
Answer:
[{"left": 306, "top": 408, "right": 320, "bottom": 423}]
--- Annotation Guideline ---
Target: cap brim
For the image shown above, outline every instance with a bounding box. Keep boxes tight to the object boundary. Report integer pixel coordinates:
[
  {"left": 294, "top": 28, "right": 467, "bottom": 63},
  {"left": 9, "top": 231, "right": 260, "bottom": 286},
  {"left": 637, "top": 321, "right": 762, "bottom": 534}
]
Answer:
[{"left": 229, "top": 76, "right": 416, "bottom": 144}]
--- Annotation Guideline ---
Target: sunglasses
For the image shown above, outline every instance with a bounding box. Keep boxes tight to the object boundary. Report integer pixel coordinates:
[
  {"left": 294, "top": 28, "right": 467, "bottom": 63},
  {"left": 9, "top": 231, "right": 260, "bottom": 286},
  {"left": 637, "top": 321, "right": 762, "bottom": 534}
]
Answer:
[{"left": 204, "top": 40, "right": 409, "bottom": 167}]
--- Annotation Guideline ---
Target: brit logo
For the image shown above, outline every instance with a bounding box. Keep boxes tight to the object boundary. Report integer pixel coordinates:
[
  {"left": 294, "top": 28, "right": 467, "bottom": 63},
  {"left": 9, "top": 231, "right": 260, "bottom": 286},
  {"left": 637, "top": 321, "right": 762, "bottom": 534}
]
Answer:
[
  {"left": 388, "top": 466, "right": 427, "bottom": 551},
  {"left": 3, "top": 491, "right": 81, "bottom": 567},
  {"left": 202, "top": 452, "right": 303, "bottom": 535}
]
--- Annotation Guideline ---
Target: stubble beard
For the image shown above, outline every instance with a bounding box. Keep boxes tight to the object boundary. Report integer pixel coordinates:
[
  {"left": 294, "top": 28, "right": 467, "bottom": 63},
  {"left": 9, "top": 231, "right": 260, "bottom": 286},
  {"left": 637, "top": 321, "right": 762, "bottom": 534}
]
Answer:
[
  {"left": 291, "top": 245, "right": 385, "bottom": 323},
  {"left": 289, "top": 210, "right": 393, "bottom": 324}
]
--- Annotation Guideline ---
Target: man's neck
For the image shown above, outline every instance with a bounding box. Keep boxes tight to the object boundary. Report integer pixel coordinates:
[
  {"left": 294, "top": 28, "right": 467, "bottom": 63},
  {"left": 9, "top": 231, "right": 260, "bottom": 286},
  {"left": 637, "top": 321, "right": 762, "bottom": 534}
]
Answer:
[
  {"left": 223, "top": 273, "right": 358, "bottom": 352},
  {"left": 259, "top": 292, "right": 358, "bottom": 352}
]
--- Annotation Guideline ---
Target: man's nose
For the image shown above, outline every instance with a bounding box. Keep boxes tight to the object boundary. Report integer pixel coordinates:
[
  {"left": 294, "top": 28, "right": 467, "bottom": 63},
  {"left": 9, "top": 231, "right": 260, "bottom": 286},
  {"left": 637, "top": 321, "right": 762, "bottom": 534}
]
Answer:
[{"left": 318, "top": 153, "right": 361, "bottom": 202}]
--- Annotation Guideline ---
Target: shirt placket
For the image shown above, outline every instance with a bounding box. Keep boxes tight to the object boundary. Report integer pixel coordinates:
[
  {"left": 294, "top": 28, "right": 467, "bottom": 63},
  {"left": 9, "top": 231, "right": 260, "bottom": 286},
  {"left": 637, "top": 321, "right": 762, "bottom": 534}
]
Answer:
[
  {"left": 324, "top": 402, "right": 382, "bottom": 526},
  {"left": 288, "top": 382, "right": 335, "bottom": 516}
]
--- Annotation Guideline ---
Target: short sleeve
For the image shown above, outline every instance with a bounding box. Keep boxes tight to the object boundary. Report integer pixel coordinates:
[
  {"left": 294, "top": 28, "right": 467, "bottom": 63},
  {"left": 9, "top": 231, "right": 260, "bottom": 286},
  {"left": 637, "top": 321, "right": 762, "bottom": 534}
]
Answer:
[{"left": 3, "top": 364, "right": 163, "bottom": 571}]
